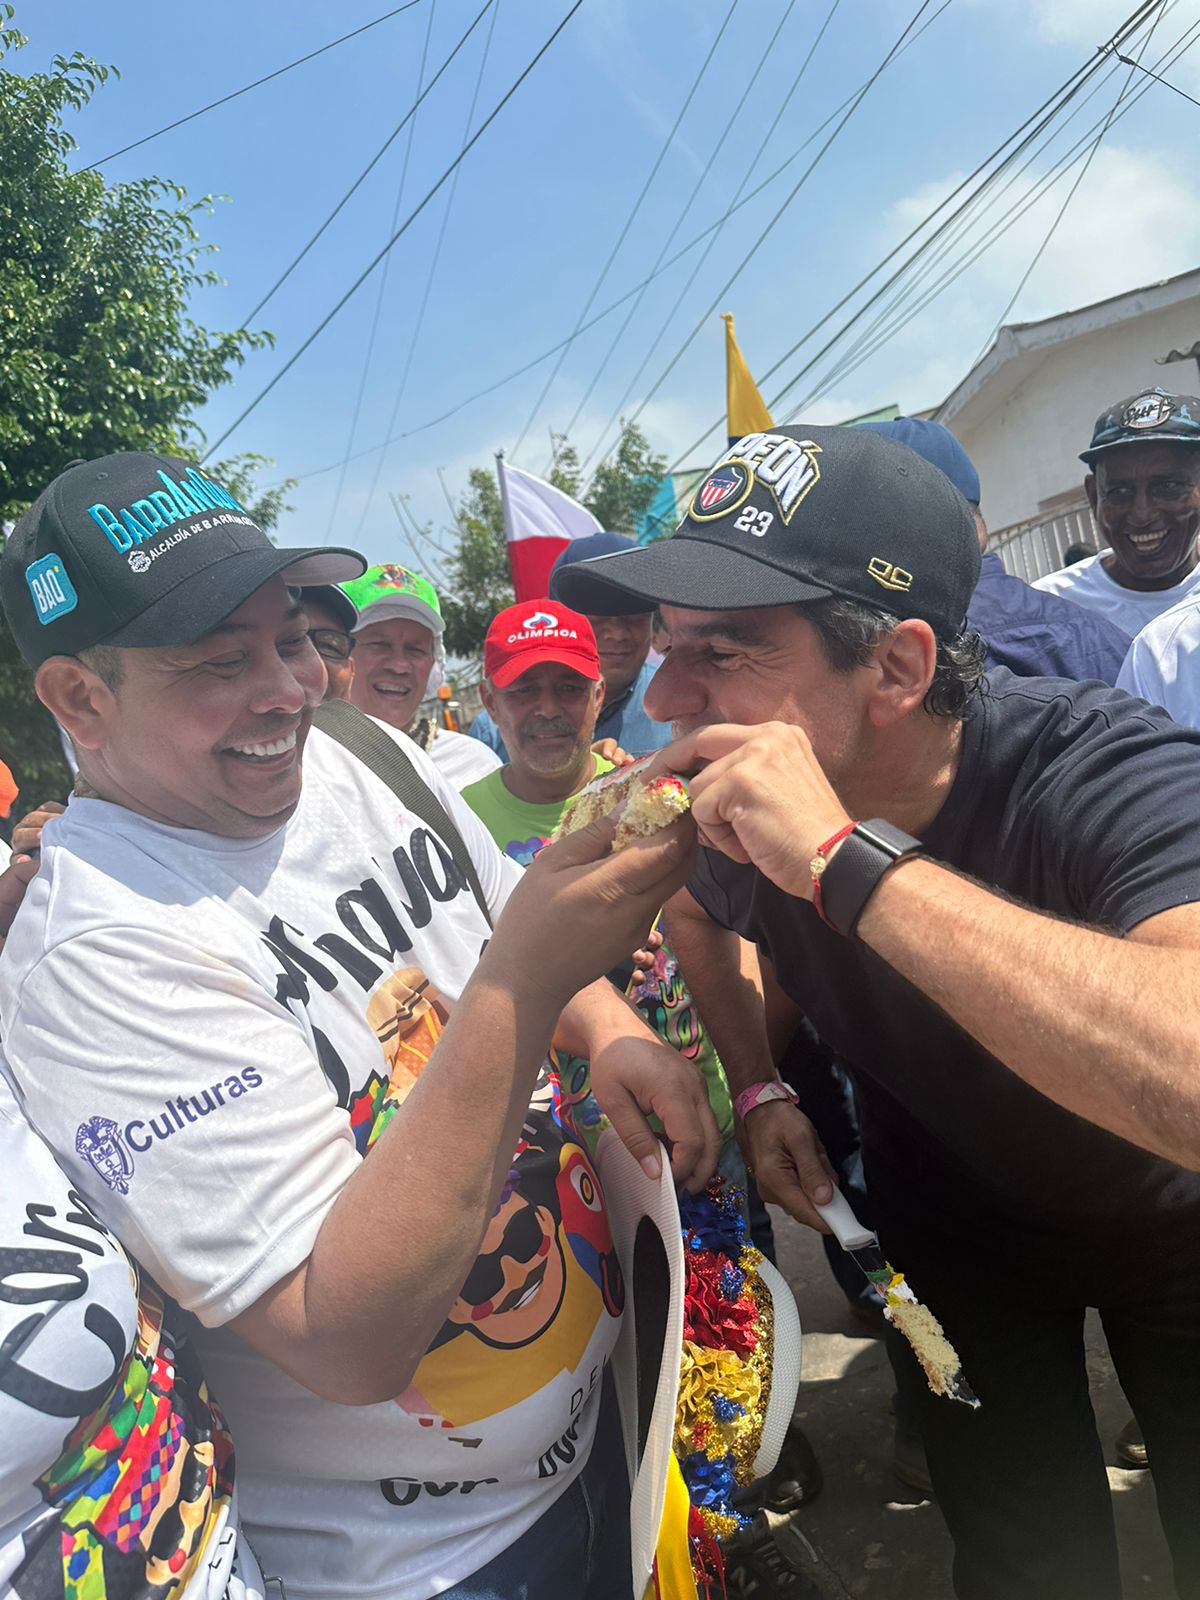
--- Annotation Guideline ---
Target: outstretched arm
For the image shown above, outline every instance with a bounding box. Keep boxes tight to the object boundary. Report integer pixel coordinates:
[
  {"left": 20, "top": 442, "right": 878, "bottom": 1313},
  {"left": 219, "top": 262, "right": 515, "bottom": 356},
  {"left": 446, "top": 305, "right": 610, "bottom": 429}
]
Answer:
[{"left": 665, "top": 720, "right": 1200, "bottom": 1172}]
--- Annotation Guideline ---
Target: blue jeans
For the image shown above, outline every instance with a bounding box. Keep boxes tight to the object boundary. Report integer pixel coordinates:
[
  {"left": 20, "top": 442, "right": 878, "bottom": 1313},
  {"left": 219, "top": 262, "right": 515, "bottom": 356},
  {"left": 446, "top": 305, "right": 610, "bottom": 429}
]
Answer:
[{"left": 440, "top": 1368, "right": 632, "bottom": 1599}]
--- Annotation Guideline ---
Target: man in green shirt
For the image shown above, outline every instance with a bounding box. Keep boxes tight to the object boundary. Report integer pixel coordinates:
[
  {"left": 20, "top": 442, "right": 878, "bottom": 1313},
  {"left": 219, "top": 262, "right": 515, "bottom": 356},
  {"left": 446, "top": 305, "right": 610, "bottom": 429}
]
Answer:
[{"left": 461, "top": 599, "right": 733, "bottom": 1143}]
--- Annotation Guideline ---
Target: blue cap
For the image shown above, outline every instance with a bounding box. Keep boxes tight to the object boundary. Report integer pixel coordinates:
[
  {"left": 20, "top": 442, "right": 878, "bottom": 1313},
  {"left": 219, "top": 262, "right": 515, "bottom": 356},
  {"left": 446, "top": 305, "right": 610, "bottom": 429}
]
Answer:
[
  {"left": 549, "top": 531, "right": 637, "bottom": 601},
  {"left": 858, "top": 418, "right": 980, "bottom": 506}
]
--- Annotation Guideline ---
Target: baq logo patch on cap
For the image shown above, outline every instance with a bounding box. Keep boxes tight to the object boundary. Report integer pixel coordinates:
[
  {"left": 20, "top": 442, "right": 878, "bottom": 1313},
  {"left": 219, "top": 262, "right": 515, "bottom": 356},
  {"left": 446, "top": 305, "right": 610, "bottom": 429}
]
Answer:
[
  {"left": 1122, "top": 392, "right": 1175, "bottom": 430},
  {"left": 690, "top": 460, "right": 752, "bottom": 521},
  {"left": 25, "top": 553, "right": 78, "bottom": 625}
]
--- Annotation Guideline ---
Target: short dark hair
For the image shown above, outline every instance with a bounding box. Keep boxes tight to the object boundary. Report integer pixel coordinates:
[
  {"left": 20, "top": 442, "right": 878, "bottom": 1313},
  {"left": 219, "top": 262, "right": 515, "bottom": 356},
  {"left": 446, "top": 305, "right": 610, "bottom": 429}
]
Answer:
[
  {"left": 803, "top": 596, "right": 984, "bottom": 720},
  {"left": 77, "top": 643, "right": 123, "bottom": 689}
]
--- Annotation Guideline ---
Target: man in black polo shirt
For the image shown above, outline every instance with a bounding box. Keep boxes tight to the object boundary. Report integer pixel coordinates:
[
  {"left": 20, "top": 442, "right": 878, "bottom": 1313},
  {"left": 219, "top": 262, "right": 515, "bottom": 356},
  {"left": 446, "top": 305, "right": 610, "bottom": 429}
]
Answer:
[{"left": 554, "top": 424, "right": 1200, "bottom": 1600}]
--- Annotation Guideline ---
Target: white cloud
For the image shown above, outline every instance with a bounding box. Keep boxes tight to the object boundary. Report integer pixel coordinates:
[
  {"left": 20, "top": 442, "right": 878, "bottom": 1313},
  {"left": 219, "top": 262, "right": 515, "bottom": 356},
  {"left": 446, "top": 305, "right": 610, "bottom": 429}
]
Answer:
[
  {"left": 1006, "top": 0, "right": 1200, "bottom": 90},
  {"left": 789, "top": 142, "right": 1200, "bottom": 419}
]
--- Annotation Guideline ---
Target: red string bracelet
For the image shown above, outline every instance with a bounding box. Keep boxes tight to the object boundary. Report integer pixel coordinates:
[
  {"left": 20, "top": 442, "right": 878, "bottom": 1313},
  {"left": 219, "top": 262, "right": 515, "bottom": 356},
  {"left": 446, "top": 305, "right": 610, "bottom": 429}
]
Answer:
[{"left": 811, "top": 821, "right": 857, "bottom": 928}]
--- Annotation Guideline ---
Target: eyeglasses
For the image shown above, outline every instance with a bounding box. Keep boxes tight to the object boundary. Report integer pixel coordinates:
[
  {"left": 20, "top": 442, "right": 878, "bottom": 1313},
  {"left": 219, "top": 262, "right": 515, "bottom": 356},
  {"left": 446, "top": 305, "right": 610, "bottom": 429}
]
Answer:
[{"left": 310, "top": 630, "right": 356, "bottom": 663}]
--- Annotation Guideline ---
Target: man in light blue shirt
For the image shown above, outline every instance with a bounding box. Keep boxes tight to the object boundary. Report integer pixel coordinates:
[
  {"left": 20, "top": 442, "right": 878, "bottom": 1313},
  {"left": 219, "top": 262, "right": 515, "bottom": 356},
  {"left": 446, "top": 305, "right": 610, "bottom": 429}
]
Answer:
[{"left": 468, "top": 533, "right": 670, "bottom": 760}]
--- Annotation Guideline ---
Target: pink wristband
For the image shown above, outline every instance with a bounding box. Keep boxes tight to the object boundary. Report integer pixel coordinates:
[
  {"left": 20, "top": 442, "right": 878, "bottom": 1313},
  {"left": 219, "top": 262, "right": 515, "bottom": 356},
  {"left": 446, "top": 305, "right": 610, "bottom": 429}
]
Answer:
[{"left": 734, "top": 1080, "right": 800, "bottom": 1120}]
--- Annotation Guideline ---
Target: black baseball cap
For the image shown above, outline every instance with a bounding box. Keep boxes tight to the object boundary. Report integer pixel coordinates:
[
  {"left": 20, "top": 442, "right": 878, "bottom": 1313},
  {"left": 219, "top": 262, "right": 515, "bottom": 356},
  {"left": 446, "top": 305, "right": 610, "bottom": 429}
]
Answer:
[
  {"left": 552, "top": 424, "right": 980, "bottom": 639},
  {"left": 2, "top": 452, "right": 366, "bottom": 669},
  {"left": 1080, "top": 387, "right": 1200, "bottom": 465},
  {"left": 300, "top": 584, "right": 358, "bottom": 634}
]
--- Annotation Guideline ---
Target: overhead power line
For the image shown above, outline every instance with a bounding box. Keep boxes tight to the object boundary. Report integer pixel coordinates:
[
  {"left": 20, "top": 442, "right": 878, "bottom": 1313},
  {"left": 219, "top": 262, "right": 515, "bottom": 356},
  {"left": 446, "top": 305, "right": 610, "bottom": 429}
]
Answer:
[
  {"left": 349, "top": 0, "right": 504, "bottom": 540},
  {"left": 326, "top": 0, "right": 441, "bottom": 540},
  {"left": 1108, "top": 40, "right": 1200, "bottom": 109},
  {"left": 201, "top": 0, "right": 583, "bottom": 463},
  {"left": 241, "top": 0, "right": 495, "bottom": 328},
  {"left": 274, "top": 29, "right": 944, "bottom": 492},
  {"left": 508, "top": 0, "right": 742, "bottom": 463},
  {"left": 85, "top": 1, "right": 424, "bottom": 169},
  {"left": 656, "top": 0, "right": 1165, "bottom": 478},
  {"left": 783, "top": 6, "right": 1197, "bottom": 417},
  {"left": 576, "top": 0, "right": 843, "bottom": 477},
  {"left": 580, "top": 0, "right": 947, "bottom": 498},
  {"left": 775, "top": 0, "right": 1186, "bottom": 416},
  {"left": 972, "top": 4, "right": 1167, "bottom": 361},
  {"left": 557, "top": 0, "right": 803, "bottom": 458}
]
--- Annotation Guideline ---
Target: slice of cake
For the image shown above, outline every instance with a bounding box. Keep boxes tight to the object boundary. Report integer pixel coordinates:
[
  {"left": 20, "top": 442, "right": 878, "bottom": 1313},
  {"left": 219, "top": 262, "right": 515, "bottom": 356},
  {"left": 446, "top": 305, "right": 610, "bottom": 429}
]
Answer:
[{"left": 556, "top": 756, "right": 690, "bottom": 851}]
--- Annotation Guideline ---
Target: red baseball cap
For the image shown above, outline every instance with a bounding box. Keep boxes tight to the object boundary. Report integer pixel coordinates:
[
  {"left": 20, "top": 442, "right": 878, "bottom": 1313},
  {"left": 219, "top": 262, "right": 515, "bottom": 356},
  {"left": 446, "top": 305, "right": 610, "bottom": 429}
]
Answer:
[{"left": 484, "top": 599, "right": 601, "bottom": 689}]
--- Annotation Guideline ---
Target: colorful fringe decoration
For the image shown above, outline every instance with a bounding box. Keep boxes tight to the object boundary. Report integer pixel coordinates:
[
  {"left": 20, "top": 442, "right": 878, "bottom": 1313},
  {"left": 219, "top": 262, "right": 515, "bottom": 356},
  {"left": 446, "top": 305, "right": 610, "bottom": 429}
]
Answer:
[{"left": 673, "top": 1176, "right": 775, "bottom": 1595}]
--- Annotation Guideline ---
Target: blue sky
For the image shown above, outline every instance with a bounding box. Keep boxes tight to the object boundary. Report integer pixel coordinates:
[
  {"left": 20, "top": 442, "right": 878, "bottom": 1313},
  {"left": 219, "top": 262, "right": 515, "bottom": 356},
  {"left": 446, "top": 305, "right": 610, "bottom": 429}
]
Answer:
[{"left": 18, "top": 0, "right": 1200, "bottom": 568}]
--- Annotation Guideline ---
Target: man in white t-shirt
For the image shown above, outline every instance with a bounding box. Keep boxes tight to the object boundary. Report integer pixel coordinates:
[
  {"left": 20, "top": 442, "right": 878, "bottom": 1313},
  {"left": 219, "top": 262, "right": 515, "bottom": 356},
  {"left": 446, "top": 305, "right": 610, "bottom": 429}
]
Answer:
[
  {"left": 342, "top": 563, "right": 501, "bottom": 789},
  {"left": 1117, "top": 594, "right": 1200, "bottom": 726},
  {"left": 0, "top": 452, "right": 717, "bottom": 1600},
  {"left": 1034, "top": 387, "right": 1200, "bottom": 635}
]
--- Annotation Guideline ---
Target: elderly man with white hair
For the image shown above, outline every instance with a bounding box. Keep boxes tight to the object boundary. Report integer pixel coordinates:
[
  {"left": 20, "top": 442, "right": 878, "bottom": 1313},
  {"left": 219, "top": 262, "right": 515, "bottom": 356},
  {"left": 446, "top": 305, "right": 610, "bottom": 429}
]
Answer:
[{"left": 343, "top": 563, "right": 500, "bottom": 788}]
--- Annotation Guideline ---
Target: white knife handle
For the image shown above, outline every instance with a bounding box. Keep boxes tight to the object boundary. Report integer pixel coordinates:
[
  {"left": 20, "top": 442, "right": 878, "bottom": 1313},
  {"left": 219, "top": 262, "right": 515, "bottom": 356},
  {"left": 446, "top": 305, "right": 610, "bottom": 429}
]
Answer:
[{"left": 814, "top": 1186, "right": 877, "bottom": 1252}]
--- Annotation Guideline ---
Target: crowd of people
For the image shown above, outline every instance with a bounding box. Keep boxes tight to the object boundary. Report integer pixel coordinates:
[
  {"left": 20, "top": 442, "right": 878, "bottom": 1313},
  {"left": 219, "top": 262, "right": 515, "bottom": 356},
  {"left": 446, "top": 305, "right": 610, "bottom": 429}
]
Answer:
[{"left": 2, "top": 383, "right": 1200, "bottom": 1600}]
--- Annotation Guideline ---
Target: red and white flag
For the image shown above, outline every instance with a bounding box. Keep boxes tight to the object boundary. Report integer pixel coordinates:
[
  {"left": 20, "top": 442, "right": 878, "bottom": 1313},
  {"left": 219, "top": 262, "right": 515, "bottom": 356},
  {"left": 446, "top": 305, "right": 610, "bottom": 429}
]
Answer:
[{"left": 496, "top": 455, "right": 602, "bottom": 602}]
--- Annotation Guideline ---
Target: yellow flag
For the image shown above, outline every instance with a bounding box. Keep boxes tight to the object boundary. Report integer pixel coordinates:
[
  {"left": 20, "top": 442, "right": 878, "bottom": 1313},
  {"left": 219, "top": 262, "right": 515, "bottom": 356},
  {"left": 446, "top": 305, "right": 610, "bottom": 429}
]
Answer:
[
  {"left": 643, "top": 1451, "right": 701, "bottom": 1600},
  {"left": 723, "top": 312, "right": 773, "bottom": 444}
]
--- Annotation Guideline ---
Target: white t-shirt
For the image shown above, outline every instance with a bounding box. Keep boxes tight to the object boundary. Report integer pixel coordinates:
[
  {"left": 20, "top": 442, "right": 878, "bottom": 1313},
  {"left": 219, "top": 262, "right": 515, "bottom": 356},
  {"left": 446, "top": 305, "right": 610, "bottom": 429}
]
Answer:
[
  {"left": 1033, "top": 551, "right": 1200, "bottom": 637},
  {"left": 0, "top": 1073, "right": 263, "bottom": 1599},
  {"left": 1117, "top": 597, "right": 1200, "bottom": 726},
  {"left": 0, "top": 729, "right": 622, "bottom": 1600},
  {"left": 429, "top": 727, "right": 501, "bottom": 790}
]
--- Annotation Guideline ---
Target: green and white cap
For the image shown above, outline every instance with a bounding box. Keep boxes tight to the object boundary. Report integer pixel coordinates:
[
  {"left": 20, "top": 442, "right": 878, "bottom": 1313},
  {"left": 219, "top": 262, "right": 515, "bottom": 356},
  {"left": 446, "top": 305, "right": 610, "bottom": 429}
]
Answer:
[
  {"left": 340, "top": 563, "right": 444, "bottom": 637},
  {"left": 341, "top": 563, "right": 446, "bottom": 693}
]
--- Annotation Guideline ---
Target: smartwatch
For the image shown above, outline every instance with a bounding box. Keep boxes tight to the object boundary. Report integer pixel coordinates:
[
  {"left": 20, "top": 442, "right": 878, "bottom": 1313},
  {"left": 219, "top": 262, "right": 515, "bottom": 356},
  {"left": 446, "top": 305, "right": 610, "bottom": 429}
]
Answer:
[{"left": 817, "top": 818, "right": 922, "bottom": 938}]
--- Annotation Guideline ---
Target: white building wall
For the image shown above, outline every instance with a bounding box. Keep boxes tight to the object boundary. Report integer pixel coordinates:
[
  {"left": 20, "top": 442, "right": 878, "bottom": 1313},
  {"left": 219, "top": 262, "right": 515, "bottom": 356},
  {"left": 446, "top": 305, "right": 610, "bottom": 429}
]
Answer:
[{"left": 952, "top": 298, "right": 1200, "bottom": 534}]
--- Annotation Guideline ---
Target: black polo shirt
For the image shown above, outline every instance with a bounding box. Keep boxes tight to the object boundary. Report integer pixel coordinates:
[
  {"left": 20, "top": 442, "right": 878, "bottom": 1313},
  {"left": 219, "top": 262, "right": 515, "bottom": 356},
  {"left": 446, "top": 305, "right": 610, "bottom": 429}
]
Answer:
[{"left": 688, "top": 670, "right": 1200, "bottom": 1251}]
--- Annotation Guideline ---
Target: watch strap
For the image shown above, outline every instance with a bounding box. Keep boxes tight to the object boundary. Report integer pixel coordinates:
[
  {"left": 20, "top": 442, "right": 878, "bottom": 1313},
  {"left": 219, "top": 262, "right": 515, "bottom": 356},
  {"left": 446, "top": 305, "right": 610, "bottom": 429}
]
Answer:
[{"left": 818, "top": 817, "right": 922, "bottom": 938}]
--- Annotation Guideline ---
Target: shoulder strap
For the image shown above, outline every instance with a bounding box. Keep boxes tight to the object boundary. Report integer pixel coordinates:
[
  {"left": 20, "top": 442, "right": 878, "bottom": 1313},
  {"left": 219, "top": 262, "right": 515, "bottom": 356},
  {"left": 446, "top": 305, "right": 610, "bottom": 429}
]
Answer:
[{"left": 311, "top": 699, "right": 493, "bottom": 929}]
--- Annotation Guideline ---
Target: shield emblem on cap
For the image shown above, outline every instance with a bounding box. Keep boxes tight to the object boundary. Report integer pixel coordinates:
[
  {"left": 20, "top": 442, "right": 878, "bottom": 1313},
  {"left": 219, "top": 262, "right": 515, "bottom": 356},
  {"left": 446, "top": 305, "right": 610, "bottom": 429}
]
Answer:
[
  {"left": 690, "top": 460, "right": 751, "bottom": 520},
  {"left": 1122, "top": 392, "right": 1174, "bottom": 430}
]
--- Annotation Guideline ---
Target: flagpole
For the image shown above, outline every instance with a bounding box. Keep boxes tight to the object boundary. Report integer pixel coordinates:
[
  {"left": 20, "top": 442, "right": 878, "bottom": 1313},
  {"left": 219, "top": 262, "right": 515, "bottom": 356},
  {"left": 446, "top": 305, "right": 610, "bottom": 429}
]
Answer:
[{"left": 495, "top": 449, "right": 518, "bottom": 595}]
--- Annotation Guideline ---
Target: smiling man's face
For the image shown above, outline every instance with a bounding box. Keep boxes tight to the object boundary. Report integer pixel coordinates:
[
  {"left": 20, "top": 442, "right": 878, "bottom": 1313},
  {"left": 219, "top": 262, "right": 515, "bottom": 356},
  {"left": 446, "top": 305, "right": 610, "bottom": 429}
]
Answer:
[
  {"left": 349, "top": 615, "right": 435, "bottom": 731},
  {"left": 1089, "top": 441, "right": 1200, "bottom": 591},
  {"left": 59, "top": 577, "right": 326, "bottom": 839}
]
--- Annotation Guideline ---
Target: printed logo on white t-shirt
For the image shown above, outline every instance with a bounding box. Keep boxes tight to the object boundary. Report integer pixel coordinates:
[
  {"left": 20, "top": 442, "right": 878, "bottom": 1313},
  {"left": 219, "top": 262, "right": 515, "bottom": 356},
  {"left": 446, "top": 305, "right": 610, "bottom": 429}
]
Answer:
[{"left": 75, "top": 1067, "right": 265, "bottom": 1193}]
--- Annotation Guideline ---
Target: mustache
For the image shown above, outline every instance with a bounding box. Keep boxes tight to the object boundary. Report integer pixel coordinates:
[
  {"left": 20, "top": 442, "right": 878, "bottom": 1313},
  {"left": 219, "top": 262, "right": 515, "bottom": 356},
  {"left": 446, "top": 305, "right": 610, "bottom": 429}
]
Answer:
[{"left": 523, "top": 719, "right": 576, "bottom": 739}]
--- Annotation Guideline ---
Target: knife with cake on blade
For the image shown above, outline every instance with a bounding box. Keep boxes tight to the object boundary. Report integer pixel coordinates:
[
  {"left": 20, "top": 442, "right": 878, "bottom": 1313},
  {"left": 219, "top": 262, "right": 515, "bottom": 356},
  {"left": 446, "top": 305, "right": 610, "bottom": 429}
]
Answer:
[{"left": 815, "top": 1187, "right": 980, "bottom": 1410}]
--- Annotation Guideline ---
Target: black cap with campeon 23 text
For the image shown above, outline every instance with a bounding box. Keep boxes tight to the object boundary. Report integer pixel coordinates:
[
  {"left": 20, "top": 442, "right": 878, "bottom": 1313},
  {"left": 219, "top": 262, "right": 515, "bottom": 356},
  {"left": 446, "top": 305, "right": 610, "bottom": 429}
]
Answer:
[
  {"left": 1, "top": 452, "right": 366, "bottom": 669},
  {"left": 550, "top": 423, "right": 981, "bottom": 640}
]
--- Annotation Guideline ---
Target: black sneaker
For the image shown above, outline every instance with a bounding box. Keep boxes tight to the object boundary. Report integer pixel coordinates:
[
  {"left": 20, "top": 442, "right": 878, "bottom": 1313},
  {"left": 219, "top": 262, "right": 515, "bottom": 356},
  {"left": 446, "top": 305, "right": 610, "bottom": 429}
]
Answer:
[{"left": 723, "top": 1509, "right": 827, "bottom": 1598}]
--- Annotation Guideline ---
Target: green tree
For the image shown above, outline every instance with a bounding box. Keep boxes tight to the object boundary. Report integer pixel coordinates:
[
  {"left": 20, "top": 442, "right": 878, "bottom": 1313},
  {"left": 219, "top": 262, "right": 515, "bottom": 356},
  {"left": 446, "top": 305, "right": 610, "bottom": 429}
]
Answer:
[
  {"left": 208, "top": 452, "right": 296, "bottom": 537},
  {"left": 583, "top": 420, "right": 666, "bottom": 538},
  {"left": 439, "top": 420, "right": 669, "bottom": 660},
  {"left": 0, "top": 18, "right": 287, "bottom": 804}
]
